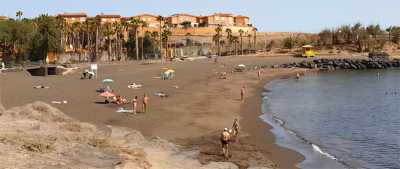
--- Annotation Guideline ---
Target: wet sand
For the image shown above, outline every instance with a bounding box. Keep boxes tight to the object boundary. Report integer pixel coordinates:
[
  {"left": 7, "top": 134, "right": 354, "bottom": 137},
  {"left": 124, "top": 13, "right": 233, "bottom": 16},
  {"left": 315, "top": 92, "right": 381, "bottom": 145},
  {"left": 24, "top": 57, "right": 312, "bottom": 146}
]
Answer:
[{"left": 1, "top": 55, "right": 306, "bottom": 168}]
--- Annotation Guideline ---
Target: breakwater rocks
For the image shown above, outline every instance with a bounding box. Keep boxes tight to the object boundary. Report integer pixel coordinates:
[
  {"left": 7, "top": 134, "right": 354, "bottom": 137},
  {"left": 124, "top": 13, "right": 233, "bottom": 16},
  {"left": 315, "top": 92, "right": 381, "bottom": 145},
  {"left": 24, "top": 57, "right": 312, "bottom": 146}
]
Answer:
[{"left": 275, "top": 58, "right": 400, "bottom": 70}]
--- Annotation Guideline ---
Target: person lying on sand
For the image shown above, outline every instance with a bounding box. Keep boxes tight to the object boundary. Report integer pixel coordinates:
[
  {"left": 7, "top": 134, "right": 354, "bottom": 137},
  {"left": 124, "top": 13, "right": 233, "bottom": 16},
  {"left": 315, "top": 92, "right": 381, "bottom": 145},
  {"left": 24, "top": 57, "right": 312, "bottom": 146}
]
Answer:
[
  {"left": 33, "top": 85, "right": 50, "bottom": 89},
  {"left": 154, "top": 92, "right": 169, "bottom": 98},
  {"left": 112, "top": 96, "right": 128, "bottom": 105}
]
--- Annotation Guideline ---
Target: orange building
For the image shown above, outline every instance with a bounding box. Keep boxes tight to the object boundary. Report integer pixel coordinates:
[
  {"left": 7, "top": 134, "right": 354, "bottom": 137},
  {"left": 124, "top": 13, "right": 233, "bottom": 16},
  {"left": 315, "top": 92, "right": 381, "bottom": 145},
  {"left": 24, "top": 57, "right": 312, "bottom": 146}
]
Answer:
[
  {"left": 167, "top": 13, "right": 199, "bottom": 28},
  {"left": 95, "top": 14, "right": 121, "bottom": 24},
  {"left": 234, "top": 15, "right": 250, "bottom": 27},
  {"left": 200, "top": 13, "right": 235, "bottom": 27},
  {"left": 131, "top": 14, "right": 159, "bottom": 28},
  {"left": 57, "top": 13, "right": 87, "bottom": 24}
]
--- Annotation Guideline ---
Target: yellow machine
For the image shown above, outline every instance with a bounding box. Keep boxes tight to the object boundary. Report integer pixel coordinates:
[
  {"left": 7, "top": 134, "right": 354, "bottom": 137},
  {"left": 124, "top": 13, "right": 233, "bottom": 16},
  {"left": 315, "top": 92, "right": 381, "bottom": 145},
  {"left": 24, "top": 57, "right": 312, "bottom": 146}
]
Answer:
[{"left": 301, "top": 45, "right": 316, "bottom": 58}]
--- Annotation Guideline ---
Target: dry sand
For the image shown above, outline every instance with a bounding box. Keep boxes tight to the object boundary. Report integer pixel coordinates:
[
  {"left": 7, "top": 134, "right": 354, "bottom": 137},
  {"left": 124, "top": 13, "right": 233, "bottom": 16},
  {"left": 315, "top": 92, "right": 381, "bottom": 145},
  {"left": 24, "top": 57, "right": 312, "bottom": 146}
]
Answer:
[{"left": 1, "top": 55, "right": 309, "bottom": 168}]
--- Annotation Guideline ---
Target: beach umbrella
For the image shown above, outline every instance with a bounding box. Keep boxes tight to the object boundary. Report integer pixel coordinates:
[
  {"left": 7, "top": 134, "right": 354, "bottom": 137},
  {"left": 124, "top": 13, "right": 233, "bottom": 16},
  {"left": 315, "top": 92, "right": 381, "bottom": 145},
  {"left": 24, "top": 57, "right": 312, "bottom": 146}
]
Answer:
[
  {"left": 99, "top": 91, "right": 115, "bottom": 97},
  {"left": 102, "top": 79, "right": 114, "bottom": 83}
]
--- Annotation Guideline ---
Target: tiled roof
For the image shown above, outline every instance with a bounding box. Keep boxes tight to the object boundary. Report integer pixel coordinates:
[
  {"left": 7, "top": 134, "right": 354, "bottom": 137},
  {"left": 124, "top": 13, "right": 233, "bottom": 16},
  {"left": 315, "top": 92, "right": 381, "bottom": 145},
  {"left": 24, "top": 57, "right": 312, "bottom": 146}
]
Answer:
[
  {"left": 235, "top": 15, "right": 249, "bottom": 19},
  {"left": 211, "top": 13, "right": 234, "bottom": 17},
  {"left": 96, "top": 14, "right": 121, "bottom": 18},
  {"left": 132, "top": 13, "right": 158, "bottom": 18},
  {"left": 58, "top": 12, "right": 87, "bottom": 17},
  {"left": 171, "top": 13, "right": 197, "bottom": 17}
]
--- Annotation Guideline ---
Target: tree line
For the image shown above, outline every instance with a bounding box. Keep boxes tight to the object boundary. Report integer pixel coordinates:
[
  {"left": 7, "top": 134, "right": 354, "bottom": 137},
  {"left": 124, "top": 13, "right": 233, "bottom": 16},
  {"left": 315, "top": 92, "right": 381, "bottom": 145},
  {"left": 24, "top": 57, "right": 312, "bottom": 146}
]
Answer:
[
  {"left": 213, "top": 25, "right": 258, "bottom": 56},
  {"left": 0, "top": 11, "right": 173, "bottom": 65},
  {"left": 282, "top": 23, "right": 400, "bottom": 52}
]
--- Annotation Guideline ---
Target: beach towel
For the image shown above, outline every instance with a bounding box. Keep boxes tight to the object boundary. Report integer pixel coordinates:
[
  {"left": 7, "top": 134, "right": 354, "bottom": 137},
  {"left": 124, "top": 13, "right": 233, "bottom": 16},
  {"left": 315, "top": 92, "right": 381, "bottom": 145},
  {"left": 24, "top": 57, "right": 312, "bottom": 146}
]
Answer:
[
  {"left": 116, "top": 108, "right": 134, "bottom": 113},
  {"left": 128, "top": 83, "right": 143, "bottom": 89}
]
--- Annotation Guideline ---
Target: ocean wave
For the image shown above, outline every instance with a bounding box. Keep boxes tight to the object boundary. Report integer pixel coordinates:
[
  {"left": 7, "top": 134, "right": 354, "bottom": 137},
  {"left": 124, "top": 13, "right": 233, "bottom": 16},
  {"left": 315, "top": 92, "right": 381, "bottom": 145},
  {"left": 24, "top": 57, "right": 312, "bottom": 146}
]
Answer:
[
  {"left": 269, "top": 113, "right": 354, "bottom": 168},
  {"left": 311, "top": 144, "right": 337, "bottom": 160}
]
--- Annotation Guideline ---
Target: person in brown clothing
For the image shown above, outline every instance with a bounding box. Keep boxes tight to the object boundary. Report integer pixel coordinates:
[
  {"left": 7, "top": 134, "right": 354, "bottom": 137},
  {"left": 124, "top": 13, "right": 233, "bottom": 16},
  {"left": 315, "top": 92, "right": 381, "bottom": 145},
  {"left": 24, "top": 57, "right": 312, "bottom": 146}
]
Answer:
[{"left": 142, "top": 93, "right": 149, "bottom": 113}]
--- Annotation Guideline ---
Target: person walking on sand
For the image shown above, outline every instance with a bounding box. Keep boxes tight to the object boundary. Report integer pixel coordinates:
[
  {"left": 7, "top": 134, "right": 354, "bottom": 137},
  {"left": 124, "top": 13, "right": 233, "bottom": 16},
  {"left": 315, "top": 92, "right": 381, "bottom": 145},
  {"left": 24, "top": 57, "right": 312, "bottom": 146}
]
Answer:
[
  {"left": 142, "top": 93, "right": 149, "bottom": 113},
  {"left": 231, "top": 118, "right": 240, "bottom": 142},
  {"left": 132, "top": 96, "right": 138, "bottom": 114},
  {"left": 240, "top": 86, "right": 246, "bottom": 102},
  {"left": 220, "top": 128, "right": 231, "bottom": 159}
]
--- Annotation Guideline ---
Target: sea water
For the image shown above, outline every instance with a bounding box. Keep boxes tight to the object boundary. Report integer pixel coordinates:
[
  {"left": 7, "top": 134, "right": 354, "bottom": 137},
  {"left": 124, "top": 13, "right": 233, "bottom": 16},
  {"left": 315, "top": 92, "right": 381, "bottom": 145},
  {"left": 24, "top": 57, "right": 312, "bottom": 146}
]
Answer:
[{"left": 261, "top": 70, "right": 400, "bottom": 169}]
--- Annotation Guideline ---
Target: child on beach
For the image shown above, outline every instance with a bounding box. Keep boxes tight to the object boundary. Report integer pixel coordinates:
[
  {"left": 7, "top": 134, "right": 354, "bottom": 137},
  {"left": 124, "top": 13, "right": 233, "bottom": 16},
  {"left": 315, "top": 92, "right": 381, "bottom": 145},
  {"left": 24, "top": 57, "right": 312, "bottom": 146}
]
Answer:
[{"left": 142, "top": 93, "right": 149, "bottom": 113}]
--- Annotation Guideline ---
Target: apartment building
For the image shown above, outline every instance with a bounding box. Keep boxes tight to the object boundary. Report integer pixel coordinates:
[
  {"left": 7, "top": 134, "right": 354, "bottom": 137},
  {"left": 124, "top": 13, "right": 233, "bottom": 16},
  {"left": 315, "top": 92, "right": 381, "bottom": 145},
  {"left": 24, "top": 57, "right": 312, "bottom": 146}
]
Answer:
[
  {"left": 167, "top": 13, "right": 199, "bottom": 28},
  {"left": 95, "top": 14, "right": 121, "bottom": 24},
  {"left": 57, "top": 12, "right": 87, "bottom": 24},
  {"left": 234, "top": 15, "right": 250, "bottom": 27},
  {"left": 130, "top": 14, "right": 159, "bottom": 28}
]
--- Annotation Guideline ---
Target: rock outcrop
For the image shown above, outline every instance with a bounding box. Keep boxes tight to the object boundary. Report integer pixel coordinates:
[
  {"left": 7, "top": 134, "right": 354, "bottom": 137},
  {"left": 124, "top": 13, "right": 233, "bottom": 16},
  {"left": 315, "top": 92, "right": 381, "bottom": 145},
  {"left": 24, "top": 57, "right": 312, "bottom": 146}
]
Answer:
[
  {"left": 0, "top": 102, "right": 244, "bottom": 169},
  {"left": 275, "top": 58, "right": 400, "bottom": 71}
]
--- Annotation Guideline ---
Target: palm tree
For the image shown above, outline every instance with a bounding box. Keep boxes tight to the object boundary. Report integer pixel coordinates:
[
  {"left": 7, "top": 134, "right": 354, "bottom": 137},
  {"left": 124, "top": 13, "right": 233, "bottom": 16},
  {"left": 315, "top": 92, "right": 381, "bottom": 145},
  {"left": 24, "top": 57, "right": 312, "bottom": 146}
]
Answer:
[
  {"left": 103, "top": 23, "right": 114, "bottom": 62},
  {"left": 140, "top": 22, "right": 148, "bottom": 60},
  {"left": 151, "top": 31, "right": 159, "bottom": 57},
  {"left": 162, "top": 28, "right": 172, "bottom": 59},
  {"left": 231, "top": 36, "right": 239, "bottom": 56},
  {"left": 16, "top": 10, "right": 23, "bottom": 20},
  {"left": 247, "top": 33, "right": 252, "bottom": 52},
  {"left": 94, "top": 20, "right": 100, "bottom": 61},
  {"left": 128, "top": 18, "right": 143, "bottom": 60},
  {"left": 71, "top": 22, "right": 82, "bottom": 61},
  {"left": 214, "top": 25, "right": 223, "bottom": 56},
  {"left": 113, "top": 22, "right": 125, "bottom": 61},
  {"left": 157, "top": 15, "right": 164, "bottom": 61},
  {"left": 238, "top": 29, "right": 244, "bottom": 55},
  {"left": 252, "top": 28, "right": 258, "bottom": 50},
  {"left": 225, "top": 28, "right": 232, "bottom": 54}
]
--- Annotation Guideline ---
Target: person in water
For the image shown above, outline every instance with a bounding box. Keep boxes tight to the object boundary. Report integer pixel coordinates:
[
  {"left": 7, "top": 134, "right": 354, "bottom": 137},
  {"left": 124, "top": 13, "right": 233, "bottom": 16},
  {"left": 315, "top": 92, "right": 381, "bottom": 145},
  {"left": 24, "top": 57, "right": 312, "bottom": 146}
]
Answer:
[{"left": 296, "top": 73, "right": 300, "bottom": 81}]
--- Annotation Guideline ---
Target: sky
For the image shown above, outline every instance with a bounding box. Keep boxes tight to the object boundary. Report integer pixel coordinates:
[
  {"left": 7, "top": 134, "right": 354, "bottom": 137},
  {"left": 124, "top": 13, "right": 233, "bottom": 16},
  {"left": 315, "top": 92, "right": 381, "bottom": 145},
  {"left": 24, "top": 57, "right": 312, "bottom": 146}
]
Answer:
[{"left": 0, "top": 0, "right": 399, "bottom": 32}]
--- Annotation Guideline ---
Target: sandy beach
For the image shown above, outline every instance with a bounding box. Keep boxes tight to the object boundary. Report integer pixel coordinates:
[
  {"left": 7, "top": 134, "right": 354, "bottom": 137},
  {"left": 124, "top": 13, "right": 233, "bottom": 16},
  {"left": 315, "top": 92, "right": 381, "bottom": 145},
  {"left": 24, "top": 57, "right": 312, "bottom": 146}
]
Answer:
[{"left": 1, "top": 55, "right": 308, "bottom": 168}]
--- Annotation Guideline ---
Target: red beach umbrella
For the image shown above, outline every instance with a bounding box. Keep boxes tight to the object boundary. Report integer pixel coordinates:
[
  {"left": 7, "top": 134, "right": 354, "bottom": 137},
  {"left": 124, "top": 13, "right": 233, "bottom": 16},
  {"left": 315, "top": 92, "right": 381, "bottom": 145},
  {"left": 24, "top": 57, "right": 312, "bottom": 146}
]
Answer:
[{"left": 99, "top": 91, "right": 115, "bottom": 97}]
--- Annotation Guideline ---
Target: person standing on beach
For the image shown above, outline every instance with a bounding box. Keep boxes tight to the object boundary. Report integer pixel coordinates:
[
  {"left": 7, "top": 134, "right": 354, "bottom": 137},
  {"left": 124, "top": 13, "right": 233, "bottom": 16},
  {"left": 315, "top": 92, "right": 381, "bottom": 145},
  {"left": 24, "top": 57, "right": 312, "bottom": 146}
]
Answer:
[
  {"left": 220, "top": 128, "right": 231, "bottom": 159},
  {"left": 132, "top": 96, "right": 138, "bottom": 114},
  {"left": 257, "top": 69, "right": 262, "bottom": 80},
  {"left": 240, "top": 86, "right": 246, "bottom": 102},
  {"left": 142, "top": 93, "right": 149, "bottom": 113}
]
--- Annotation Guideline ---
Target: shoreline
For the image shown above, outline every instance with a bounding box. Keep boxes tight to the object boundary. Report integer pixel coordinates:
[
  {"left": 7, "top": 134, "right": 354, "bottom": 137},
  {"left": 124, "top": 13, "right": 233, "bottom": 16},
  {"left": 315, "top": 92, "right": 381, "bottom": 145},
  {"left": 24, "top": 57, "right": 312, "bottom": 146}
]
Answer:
[{"left": 238, "top": 68, "right": 312, "bottom": 169}]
